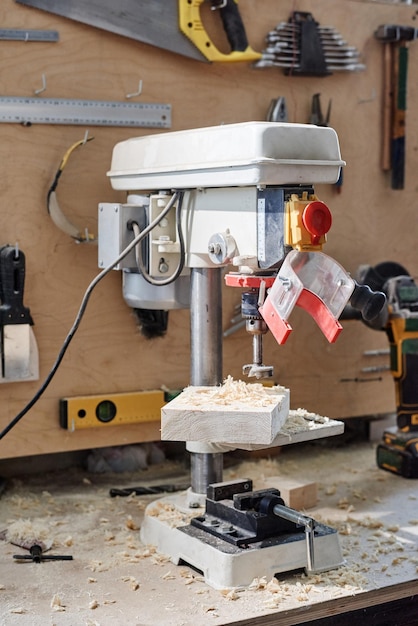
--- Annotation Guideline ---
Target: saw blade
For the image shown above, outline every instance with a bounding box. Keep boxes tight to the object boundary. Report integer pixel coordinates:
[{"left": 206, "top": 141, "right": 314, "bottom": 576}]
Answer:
[{"left": 15, "top": 0, "right": 207, "bottom": 61}]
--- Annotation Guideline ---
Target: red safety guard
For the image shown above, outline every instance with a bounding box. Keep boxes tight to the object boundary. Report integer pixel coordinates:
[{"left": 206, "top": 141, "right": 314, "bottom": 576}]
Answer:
[{"left": 260, "top": 288, "right": 343, "bottom": 345}]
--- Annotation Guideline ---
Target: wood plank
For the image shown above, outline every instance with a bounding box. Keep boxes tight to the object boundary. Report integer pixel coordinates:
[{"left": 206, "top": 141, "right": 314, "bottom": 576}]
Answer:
[
  {"left": 262, "top": 476, "right": 318, "bottom": 509},
  {"left": 161, "top": 381, "right": 290, "bottom": 444}
]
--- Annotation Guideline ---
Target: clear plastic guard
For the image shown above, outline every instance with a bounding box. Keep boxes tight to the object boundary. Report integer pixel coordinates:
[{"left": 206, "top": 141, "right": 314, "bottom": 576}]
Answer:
[
  {"left": 270, "top": 250, "right": 355, "bottom": 320},
  {"left": 267, "top": 259, "right": 304, "bottom": 322}
]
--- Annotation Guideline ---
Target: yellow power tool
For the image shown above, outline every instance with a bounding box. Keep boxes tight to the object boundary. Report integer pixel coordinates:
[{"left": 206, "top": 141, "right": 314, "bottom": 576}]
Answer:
[{"left": 356, "top": 262, "right": 418, "bottom": 478}]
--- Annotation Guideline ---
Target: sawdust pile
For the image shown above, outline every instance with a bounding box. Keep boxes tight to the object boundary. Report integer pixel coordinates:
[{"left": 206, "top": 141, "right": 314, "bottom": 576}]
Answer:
[
  {"left": 3, "top": 518, "right": 53, "bottom": 550},
  {"left": 180, "top": 375, "right": 288, "bottom": 409},
  {"left": 147, "top": 500, "right": 198, "bottom": 528},
  {"left": 282, "top": 409, "right": 333, "bottom": 434}
]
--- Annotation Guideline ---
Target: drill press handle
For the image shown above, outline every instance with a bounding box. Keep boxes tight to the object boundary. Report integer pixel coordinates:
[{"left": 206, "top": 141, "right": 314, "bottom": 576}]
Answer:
[{"left": 349, "top": 282, "right": 387, "bottom": 323}]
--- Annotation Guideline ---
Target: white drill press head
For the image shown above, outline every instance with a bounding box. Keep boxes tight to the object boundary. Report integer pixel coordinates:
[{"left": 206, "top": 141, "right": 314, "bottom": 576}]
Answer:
[{"left": 107, "top": 121, "right": 344, "bottom": 192}]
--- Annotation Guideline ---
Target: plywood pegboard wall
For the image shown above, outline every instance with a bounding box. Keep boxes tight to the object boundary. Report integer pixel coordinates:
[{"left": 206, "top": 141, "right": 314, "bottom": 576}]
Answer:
[{"left": 0, "top": 0, "right": 417, "bottom": 458}]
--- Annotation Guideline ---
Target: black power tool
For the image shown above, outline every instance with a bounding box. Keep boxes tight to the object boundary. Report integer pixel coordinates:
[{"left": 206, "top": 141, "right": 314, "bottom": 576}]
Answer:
[{"left": 355, "top": 262, "right": 418, "bottom": 478}]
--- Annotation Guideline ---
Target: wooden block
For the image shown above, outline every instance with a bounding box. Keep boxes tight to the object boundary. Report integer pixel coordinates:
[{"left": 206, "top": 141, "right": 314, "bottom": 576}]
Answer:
[
  {"left": 161, "top": 379, "right": 290, "bottom": 445},
  {"left": 263, "top": 476, "right": 318, "bottom": 510}
]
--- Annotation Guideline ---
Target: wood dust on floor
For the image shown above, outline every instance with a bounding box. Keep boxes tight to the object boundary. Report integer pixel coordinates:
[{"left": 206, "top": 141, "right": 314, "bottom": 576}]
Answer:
[{"left": 0, "top": 440, "right": 417, "bottom": 626}]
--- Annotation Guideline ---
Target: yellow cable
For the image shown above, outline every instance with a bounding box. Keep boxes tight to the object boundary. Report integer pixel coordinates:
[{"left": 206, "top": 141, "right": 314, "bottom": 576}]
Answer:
[{"left": 59, "top": 136, "right": 94, "bottom": 171}]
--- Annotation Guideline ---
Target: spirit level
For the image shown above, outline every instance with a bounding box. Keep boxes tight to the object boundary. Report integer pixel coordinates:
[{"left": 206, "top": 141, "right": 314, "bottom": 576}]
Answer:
[{"left": 60, "top": 389, "right": 166, "bottom": 430}]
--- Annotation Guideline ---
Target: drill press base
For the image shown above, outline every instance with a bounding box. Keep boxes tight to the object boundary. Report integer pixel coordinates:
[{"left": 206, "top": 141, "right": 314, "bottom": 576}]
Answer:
[{"left": 140, "top": 493, "right": 344, "bottom": 589}]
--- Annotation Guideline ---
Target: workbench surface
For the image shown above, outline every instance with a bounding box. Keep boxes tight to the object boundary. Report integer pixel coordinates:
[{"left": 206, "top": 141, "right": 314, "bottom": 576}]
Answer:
[{"left": 0, "top": 439, "right": 417, "bottom": 625}]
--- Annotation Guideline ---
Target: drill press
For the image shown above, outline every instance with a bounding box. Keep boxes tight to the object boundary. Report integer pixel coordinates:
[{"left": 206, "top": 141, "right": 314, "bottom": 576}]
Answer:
[{"left": 99, "top": 122, "right": 385, "bottom": 587}]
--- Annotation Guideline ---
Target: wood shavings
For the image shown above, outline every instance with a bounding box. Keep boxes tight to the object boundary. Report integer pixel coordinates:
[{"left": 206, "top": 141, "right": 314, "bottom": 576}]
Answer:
[
  {"left": 89, "top": 599, "right": 99, "bottom": 609},
  {"left": 5, "top": 518, "right": 53, "bottom": 550},
  {"left": 386, "top": 524, "right": 400, "bottom": 533},
  {"left": 359, "top": 517, "right": 384, "bottom": 530},
  {"left": 265, "top": 577, "right": 282, "bottom": 594},
  {"left": 125, "top": 515, "right": 139, "bottom": 530},
  {"left": 50, "top": 594, "right": 66, "bottom": 612},
  {"left": 194, "top": 588, "right": 209, "bottom": 596},
  {"left": 88, "top": 559, "right": 109, "bottom": 573},
  {"left": 338, "top": 523, "right": 352, "bottom": 536},
  {"left": 281, "top": 409, "right": 331, "bottom": 433},
  {"left": 10, "top": 495, "right": 40, "bottom": 510},
  {"left": 147, "top": 501, "right": 195, "bottom": 528},
  {"left": 180, "top": 569, "right": 204, "bottom": 585},
  {"left": 248, "top": 576, "right": 268, "bottom": 590},
  {"left": 337, "top": 498, "right": 354, "bottom": 511},
  {"left": 121, "top": 575, "right": 140, "bottom": 590},
  {"left": 392, "top": 556, "right": 408, "bottom": 565},
  {"left": 220, "top": 589, "right": 239, "bottom": 601},
  {"left": 104, "top": 530, "right": 115, "bottom": 542},
  {"left": 10, "top": 607, "right": 26, "bottom": 614},
  {"left": 325, "top": 485, "right": 337, "bottom": 496},
  {"left": 181, "top": 375, "right": 287, "bottom": 409},
  {"left": 350, "top": 490, "right": 366, "bottom": 501}
]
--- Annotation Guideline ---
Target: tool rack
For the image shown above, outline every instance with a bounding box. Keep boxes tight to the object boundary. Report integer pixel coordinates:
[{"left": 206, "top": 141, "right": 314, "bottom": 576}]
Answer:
[{"left": 0, "top": 0, "right": 417, "bottom": 462}]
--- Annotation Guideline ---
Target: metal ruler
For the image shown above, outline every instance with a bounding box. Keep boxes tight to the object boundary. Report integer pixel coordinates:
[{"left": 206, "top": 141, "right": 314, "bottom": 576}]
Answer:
[
  {"left": 0, "top": 28, "right": 59, "bottom": 41},
  {"left": 0, "top": 96, "right": 171, "bottom": 128}
]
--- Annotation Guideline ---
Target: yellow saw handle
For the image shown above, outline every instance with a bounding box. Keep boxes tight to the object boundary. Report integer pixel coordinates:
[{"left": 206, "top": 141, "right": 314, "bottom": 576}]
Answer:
[{"left": 179, "top": 0, "right": 261, "bottom": 62}]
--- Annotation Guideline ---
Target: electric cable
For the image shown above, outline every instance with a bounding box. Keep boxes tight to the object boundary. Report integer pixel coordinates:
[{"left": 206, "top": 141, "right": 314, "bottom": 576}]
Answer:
[
  {"left": 47, "top": 135, "right": 96, "bottom": 243},
  {"left": 0, "top": 191, "right": 181, "bottom": 440},
  {"left": 131, "top": 191, "right": 186, "bottom": 286}
]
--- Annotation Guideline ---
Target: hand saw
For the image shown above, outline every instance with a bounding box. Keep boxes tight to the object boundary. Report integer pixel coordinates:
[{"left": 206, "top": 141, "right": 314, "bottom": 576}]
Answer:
[{"left": 15, "top": 0, "right": 261, "bottom": 63}]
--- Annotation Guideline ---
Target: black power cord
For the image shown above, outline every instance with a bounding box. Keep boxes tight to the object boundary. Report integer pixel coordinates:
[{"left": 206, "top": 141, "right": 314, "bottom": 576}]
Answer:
[{"left": 0, "top": 191, "right": 181, "bottom": 440}]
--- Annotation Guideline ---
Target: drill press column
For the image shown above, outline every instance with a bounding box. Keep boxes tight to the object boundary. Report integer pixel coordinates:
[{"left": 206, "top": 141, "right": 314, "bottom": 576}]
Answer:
[{"left": 189, "top": 267, "right": 223, "bottom": 494}]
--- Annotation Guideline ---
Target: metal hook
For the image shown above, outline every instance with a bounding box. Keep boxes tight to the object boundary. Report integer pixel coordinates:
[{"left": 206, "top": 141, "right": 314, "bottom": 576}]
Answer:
[
  {"left": 211, "top": 0, "right": 227, "bottom": 9},
  {"left": 358, "top": 89, "right": 376, "bottom": 105},
  {"left": 34, "top": 74, "right": 47, "bottom": 96},
  {"left": 126, "top": 79, "right": 143, "bottom": 99}
]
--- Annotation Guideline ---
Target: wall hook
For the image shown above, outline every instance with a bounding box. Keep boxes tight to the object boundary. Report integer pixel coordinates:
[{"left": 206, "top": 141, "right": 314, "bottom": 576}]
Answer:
[
  {"left": 126, "top": 79, "right": 143, "bottom": 99},
  {"left": 358, "top": 89, "right": 376, "bottom": 105},
  {"left": 34, "top": 74, "right": 47, "bottom": 96}
]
